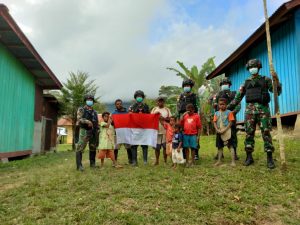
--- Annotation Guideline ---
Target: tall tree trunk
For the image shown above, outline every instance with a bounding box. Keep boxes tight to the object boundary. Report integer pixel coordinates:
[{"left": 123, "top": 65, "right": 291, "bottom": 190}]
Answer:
[{"left": 263, "top": 0, "right": 286, "bottom": 168}]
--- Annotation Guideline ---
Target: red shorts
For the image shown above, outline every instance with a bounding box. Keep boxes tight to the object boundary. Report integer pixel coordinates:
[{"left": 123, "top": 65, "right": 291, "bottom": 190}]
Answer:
[{"left": 97, "top": 150, "right": 115, "bottom": 160}]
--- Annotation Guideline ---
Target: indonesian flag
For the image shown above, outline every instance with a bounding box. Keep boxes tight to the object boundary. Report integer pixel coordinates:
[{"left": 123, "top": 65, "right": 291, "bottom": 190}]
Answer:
[{"left": 112, "top": 114, "right": 160, "bottom": 147}]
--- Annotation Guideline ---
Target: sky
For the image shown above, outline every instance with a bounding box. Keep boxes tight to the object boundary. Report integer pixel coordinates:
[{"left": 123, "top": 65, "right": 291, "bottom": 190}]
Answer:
[{"left": 2, "top": 0, "right": 287, "bottom": 103}]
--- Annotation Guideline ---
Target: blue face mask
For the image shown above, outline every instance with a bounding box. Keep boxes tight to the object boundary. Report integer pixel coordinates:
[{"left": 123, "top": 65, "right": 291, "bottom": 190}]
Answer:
[
  {"left": 183, "top": 87, "right": 191, "bottom": 93},
  {"left": 136, "top": 97, "right": 143, "bottom": 103},
  {"left": 86, "top": 100, "right": 94, "bottom": 106},
  {"left": 221, "top": 84, "right": 230, "bottom": 91},
  {"left": 249, "top": 67, "right": 258, "bottom": 75}
]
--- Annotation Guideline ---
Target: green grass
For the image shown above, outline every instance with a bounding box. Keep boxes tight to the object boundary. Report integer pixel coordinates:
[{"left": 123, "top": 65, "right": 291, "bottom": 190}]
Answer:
[{"left": 1, "top": 135, "right": 299, "bottom": 225}]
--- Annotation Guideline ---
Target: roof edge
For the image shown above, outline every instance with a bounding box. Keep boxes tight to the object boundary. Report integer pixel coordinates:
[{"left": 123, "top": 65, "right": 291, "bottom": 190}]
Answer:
[
  {"left": 0, "top": 4, "right": 62, "bottom": 89},
  {"left": 206, "top": 0, "right": 300, "bottom": 80}
]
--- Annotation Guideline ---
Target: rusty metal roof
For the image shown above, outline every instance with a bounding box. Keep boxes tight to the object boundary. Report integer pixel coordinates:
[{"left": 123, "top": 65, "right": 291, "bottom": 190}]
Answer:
[
  {"left": 0, "top": 4, "right": 62, "bottom": 89},
  {"left": 206, "top": 0, "right": 300, "bottom": 80}
]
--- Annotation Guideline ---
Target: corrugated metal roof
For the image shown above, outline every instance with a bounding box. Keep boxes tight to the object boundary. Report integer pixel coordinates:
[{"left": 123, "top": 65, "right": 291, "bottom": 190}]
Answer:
[
  {"left": 206, "top": 0, "right": 300, "bottom": 80},
  {"left": 0, "top": 4, "right": 62, "bottom": 89}
]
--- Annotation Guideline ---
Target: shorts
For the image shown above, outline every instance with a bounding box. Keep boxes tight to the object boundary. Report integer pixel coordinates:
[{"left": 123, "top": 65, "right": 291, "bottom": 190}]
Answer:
[
  {"left": 216, "top": 134, "right": 233, "bottom": 149},
  {"left": 172, "top": 148, "right": 185, "bottom": 164},
  {"left": 157, "top": 134, "right": 166, "bottom": 145},
  {"left": 97, "top": 150, "right": 115, "bottom": 160},
  {"left": 183, "top": 135, "right": 198, "bottom": 149}
]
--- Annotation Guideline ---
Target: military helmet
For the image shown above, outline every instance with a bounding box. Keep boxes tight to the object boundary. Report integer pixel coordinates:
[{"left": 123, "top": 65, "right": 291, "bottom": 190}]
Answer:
[
  {"left": 246, "top": 59, "right": 262, "bottom": 70},
  {"left": 134, "top": 90, "right": 145, "bottom": 99},
  {"left": 220, "top": 77, "right": 232, "bottom": 86},
  {"left": 182, "top": 79, "right": 195, "bottom": 88},
  {"left": 84, "top": 94, "right": 95, "bottom": 101}
]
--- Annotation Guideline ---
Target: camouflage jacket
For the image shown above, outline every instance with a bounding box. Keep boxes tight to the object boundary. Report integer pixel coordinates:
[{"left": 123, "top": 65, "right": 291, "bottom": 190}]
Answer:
[
  {"left": 76, "top": 106, "right": 99, "bottom": 130},
  {"left": 227, "top": 74, "right": 282, "bottom": 114}
]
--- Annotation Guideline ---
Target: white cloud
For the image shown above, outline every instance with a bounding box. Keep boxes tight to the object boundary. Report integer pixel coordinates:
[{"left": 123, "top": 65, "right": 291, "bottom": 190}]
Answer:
[{"left": 0, "top": 0, "right": 289, "bottom": 102}]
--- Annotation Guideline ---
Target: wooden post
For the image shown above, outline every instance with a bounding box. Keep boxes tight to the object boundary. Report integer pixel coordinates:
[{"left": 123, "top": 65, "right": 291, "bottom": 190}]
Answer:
[{"left": 263, "top": 0, "right": 286, "bottom": 168}]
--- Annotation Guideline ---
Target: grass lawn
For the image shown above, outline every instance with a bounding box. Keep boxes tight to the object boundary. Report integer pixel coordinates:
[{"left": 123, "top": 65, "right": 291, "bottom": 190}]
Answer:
[{"left": 0, "top": 135, "right": 299, "bottom": 225}]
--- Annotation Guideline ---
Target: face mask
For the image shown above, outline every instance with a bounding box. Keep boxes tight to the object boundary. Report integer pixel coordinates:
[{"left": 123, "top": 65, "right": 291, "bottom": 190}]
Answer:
[
  {"left": 249, "top": 67, "right": 258, "bottom": 75},
  {"left": 136, "top": 97, "right": 143, "bottom": 103},
  {"left": 86, "top": 100, "right": 94, "bottom": 106},
  {"left": 221, "top": 84, "right": 230, "bottom": 91},
  {"left": 183, "top": 87, "right": 191, "bottom": 93}
]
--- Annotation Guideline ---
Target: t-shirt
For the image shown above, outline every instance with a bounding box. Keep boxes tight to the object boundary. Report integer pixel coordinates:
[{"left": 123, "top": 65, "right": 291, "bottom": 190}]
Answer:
[
  {"left": 172, "top": 132, "right": 183, "bottom": 149},
  {"left": 213, "top": 110, "right": 235, "bottom": 129},
  {"left": 151, "top": 107, "right": 172, "bottom": 135},
  {"left": 164, "top": 122, "right": 174, "bottom": 143},
  {"left": 180, "top": 113, "right": 202, "bottom": 135},
  {"left": 98, "top": 121, "right": 115, "bottom": 150}
]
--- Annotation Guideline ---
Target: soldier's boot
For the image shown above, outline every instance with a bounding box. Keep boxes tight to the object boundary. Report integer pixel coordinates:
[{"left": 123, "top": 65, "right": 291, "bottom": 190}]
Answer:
[
  {"left": 194, "top": 148, "right": 199, "bottom": 160},
  {"left": 89, "top": 151, "right": 96, "bottom": 168},
  {"left": 131, "top": 148, "right": 138, "bottom": 167},
  {"left": 267, "top": 152, "right": 275, "bottom": 169},
  {"left": 76, "top": 152, "right": 84, "bottom": 171},
  {"left": 244, "top": 152, "right": 254, "bottom": 166},
  {"left": 126, "top": 148, "right": 133, "bottom": 165},
  {"left": 142, "top": 147, "right": 148, "bottom": 165},
  {"left": 234, "top": 148, "right": 239, "bottom": 160}
]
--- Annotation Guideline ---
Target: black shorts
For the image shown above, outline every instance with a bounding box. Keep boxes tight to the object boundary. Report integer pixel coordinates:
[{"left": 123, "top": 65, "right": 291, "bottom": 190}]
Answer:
[{"left": 216, "top": 134, "right": 234, "bottom": 149}]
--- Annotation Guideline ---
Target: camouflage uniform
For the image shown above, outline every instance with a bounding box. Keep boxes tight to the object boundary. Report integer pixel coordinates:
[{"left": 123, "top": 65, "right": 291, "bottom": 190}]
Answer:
[
  {"left": 76, "top": 105, "right": 99, "bottom": 169},
  {"left": 228, "top": 74, "right": 281, "bottom": 153},
  {"left": 177, "top": 92, "right": 200, "bottom": 119}
]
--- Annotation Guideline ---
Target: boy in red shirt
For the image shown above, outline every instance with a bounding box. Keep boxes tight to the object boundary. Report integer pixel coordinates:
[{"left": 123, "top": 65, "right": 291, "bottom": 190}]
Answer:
[{"left": 180, "top": 104, "right": 202, "bottom": 167}]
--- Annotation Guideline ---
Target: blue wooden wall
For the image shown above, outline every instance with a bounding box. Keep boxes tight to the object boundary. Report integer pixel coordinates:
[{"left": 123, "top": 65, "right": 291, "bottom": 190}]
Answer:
[{"left": 226, "top": 9, "right": 300, "bottom": 122}]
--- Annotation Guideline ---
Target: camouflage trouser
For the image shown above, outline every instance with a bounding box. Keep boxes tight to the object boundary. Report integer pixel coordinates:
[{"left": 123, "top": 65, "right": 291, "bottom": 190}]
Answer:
[
  {"left": 76, "top": 128, "right": 98, "bottom": 153},
  {"left": 244, "top": 112, "right": 274, "bottom": 153}
]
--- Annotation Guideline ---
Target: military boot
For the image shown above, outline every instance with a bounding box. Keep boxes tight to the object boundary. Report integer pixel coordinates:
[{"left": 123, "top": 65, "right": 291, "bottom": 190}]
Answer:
[
  {"left": 244, "top": 152, "right": 254, "bottom": 166},
  {"left": 126, "top": 148, "right": 133, "bottom": 165},
  {"left": 89, "top": 151, "right": 96, "bottom": 168},
  {"left": 234, "top": 148, "right": 239, "bottom": 160},
  {"left": 76, "top": 152, "right": 84, "bottom": 171},
  {"left": 267, "top": 152, "right": 275, "bottom": 169}
]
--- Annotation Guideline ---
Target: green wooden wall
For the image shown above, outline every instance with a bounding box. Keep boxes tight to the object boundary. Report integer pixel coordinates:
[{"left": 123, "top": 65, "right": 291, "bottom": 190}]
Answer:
[{"left": 0, "top": 42, "right": 35, "bottom": 153}]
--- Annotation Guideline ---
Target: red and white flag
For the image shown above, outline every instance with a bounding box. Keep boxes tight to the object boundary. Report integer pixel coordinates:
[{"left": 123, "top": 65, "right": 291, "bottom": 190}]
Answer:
[{"left": 112, "top": 114, "right": 159, "bottom": 147}]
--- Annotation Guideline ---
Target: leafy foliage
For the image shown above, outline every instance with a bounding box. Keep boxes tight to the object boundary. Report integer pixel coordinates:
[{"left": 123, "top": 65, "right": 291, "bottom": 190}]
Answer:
[
  {"left": 55, "top": 71, "right": 104, "bottom": 150},
  {"left": 158, "top": 85, "right": 182, "bottom": 114}
]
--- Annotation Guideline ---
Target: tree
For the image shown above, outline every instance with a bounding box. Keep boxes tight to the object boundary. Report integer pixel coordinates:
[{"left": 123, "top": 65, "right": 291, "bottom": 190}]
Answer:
[
  {"left": 167, "top": 57, "right": 221, "bottom": 134},
  {"left": 167, "top": 57, "right": 216, "bottom": 92},
  {"left": 57, "top": 71, "right": 101, "bottom": 150},
  {"left": 158, "top": 85, "right": 182, "bottom": 114}
]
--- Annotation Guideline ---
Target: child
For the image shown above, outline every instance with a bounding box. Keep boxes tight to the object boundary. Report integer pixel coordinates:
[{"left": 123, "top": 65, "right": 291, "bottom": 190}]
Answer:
[
  {"left": 164, "top": 116, "right": 176, "bottom": 159},
  {"left": 171, "top": 124, "right": 185, "bottom": 168},
  {"left": 180, "top": 104, "right": 202, "bottom": 167},
  {"left": 213, "top": 98, "right": 236, "bottom": 167},
  {"left": 97, "top": 112, "right": 122, "bottom": 168}
]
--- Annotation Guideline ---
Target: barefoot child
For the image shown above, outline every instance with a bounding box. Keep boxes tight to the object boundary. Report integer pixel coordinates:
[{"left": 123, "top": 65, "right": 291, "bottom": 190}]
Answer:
[
  {"left": 180, "top": 104, "right": 202, "bottom": 167},
  {"left": 97, "top": 112, "right": 122, "bottom": 168},
  {"left": 213, "top": 98, "right": 236, "bottom": 167},
  {"left": 164, "top": 116, "right": 176, "bottom": 163},
  {"left": 171, "top": 124, "right": 185, "bottom": 168}
]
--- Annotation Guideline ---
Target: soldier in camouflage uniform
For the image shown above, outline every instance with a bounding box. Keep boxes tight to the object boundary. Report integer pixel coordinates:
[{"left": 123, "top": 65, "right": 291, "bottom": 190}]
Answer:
[
  {"left": 227, "top": 59, "right": 282, "bottom": 169},
  {"left": 177, "top": 79, "right": 200, "bottom": 160},
  {"left": 75, "top": 94, "right": 99, "bottom": 171},
  {"left": 213, "top": 77, "right": 241, "bottom": 160}
]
